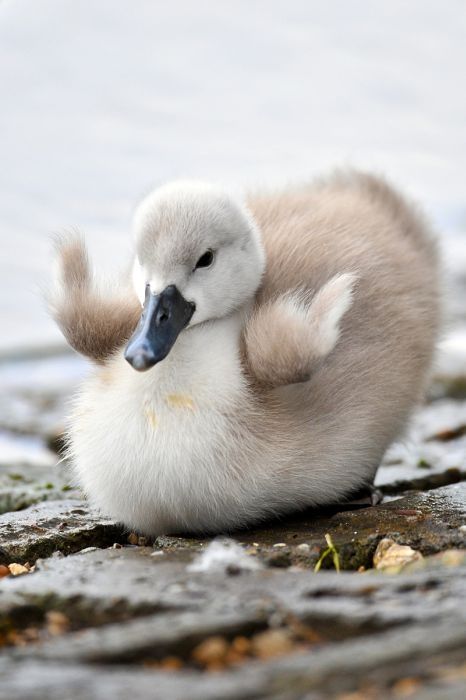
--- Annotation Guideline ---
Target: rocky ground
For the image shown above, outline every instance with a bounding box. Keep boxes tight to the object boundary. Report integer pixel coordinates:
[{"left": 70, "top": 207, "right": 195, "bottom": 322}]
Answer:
[{"left": 0, "top": 353, "right": 465, "bottom": 700}]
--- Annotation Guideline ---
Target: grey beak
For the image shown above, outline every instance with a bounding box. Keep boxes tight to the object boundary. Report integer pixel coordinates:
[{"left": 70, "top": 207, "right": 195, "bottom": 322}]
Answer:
[{"left": 124, "top": 285, "right": 195, "bottom": 371}]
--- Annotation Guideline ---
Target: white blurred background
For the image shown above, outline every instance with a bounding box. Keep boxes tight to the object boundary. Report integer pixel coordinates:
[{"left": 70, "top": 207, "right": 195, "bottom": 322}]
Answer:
[{"left": 1, "top": 0, "right": 465, "bottom": 355}]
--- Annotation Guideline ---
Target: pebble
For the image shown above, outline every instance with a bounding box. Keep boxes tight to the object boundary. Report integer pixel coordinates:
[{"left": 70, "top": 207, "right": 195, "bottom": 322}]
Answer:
[
  {"left": 191, "top": 636, "right": 229, "bottom": 666},
  {"left": 373, "top": 539, "right": 423, "bottom": 572},
  {"left": 8, "top": 563, "right": 30, "bottom": 576},
  {"left": 251, "top": 629, "right": 295, "bottom": 659},
  {"left": 0, "top": 564, "right": 10, "bottom": 578},
  {"left": 46, "top": 610, "right": 70, "bottom": 636},
  {"left": 158, "top": 656, "right": 183, "bottom": 671},
  {"left": 231, "top": 636, "right": 251, "bottom": 654},
  {"left": 295, "top": 543, "right": 311, "bottom": 553}
]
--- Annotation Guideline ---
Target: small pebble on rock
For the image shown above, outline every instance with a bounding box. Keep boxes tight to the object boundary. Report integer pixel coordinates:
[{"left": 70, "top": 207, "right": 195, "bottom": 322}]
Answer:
[
  {"left": 295, "top": 543, "right": 310, "bottom": 553},
  {"left": 191, "top": 636, "right": 229, "bottom": 666},
  {"left": 8, "top": 563, "right": 30, "bottom": 576},
  {"left": 0, "top": 564, "right": 10, "bottom": 578},
  {"left": 46, "top": 610, "right": 70, "bottom": 636},
  {"left": 251, "top": 629, "right": 295, "bottom": 659},
  {"left": 373, "top": 538, "right": 423, "bottom": 572}
]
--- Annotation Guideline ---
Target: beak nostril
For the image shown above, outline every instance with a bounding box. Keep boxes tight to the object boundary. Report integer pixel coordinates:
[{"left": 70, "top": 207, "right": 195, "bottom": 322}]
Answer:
[{"left": 157, "top": 310, "right": 170, "bottom": 325}]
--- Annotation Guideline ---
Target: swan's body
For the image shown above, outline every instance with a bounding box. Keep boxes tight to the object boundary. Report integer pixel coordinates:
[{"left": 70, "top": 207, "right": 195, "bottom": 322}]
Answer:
[{"left": 51, "top": 172, "right": 440, "bottom": 535}]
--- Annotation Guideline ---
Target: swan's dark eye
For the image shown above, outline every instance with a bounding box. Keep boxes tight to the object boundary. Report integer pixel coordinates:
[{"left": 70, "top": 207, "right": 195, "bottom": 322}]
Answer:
[{"left": 194, "top": 249, "right": 214, "bottom": 270}]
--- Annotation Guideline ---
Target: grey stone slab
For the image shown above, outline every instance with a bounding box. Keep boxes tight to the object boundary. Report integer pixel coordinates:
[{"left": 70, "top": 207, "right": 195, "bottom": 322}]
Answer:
[
  {"left": 0, "top": 457, "right": 79, "bottom": 515},
  {"left": 260, "top": 617, "right": 466, "bottom": 698},
  {"left": 0, "top": 500, "right": 124, "bottom": 564},
  {"left": 1, "top": 616, "right": 465, "bottom": 700},
  {"left": 0, "top": 482, "right": 79, "bottom": 516},
  {"left": 232, "top": 482, "right": 466, "bottom": 570},
  {"left": 0, "top": 659, "right": 261, "bottom": 700},
  {"left": 1, "top": 480, "right": 465, "bottom": 577},
  {"left": 2, "top": 481, "right": 465, "bottom": 576},
  {"left": 2, "top": 544, "right": 464, "bottom": 619},
  {"left": 11, "top": 609, "right": 265, "bottom": 664},
  {"left": 2, "top": 540, "right": 465, "bottom": 667}
]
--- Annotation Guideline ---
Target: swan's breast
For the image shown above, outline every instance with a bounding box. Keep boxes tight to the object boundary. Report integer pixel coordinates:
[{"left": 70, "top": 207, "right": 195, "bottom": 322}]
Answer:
[{"left": 69, "top": 317, "right": 251, "bottom": 530}]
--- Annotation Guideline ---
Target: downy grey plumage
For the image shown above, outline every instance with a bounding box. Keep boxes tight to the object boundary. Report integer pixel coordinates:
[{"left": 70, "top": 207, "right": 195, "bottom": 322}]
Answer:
[{"left": 50, "top": 171, "right": 440, "bottom": 535}]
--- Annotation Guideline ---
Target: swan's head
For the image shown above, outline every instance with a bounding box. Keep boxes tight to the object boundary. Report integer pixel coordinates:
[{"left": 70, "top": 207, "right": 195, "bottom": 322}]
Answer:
[{"left": 125, "top": 181, "right": 265, "bottom": 371}]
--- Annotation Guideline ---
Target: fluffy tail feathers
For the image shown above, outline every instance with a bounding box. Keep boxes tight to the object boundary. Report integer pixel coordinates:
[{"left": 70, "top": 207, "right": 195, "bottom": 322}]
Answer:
[{"left": 49, "top": 235, "right": 140, "bottom": 363}]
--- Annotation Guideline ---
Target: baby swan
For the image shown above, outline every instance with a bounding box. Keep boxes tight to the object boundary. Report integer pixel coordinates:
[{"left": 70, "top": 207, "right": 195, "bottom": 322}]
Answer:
[{"left": 51, "top": 173, "right": 440, "bottom": 536}]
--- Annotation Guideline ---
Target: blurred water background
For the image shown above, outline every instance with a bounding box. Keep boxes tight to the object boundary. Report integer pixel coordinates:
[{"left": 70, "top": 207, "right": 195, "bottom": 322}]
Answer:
[{"left": 0, "top": 0, "right": 465, "bottom": 366}]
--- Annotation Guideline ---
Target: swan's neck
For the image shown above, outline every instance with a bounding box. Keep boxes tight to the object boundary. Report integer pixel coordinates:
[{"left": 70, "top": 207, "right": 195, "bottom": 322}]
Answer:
[{"left": 131, "top": 311, "right": 247, "bottom": 402}]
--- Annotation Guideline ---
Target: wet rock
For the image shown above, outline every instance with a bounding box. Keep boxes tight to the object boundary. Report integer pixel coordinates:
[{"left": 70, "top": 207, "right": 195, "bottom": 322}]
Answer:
[
  {"left": 0, "top": 500, "right": 124, "bottom": 565},
  {"left": 7, "top": 480, "right": 458, "bottom": 575},
  {"left": 112, "top": 481, "right": 466, "bottom": 574},
  {"left": 2, "top": 539, "right": 465, "bottom": 636},
  {"left": 1, "top": 545, "right": 466, "bottom": 698},
  {"left": 0, "top": 433, "right": 80, "bottom": 512},
  {"left": 231, "top": 482, "right": 466, "bottom": 571},
  {"left": 0, "top": 432, "right": 57, "bottom": 470},
  {"left": 432, "top": 330, "right": 466, "bottom": 399},
  {"left": 376, "top": 400, "right": 466, "bottom": 494},
  {"left": 2, "top": 646, "right": 466, "bottom": 700},
  {"left": 0, "top": 482, "right": 79, "bottom": 515},
  {"left": 0, "top": 351, "right": 466, "bottom": 699},
  {"left": 0, "top": 458, "right": 79, "bottom": 515},
  {"left": 0, "top": 354, "right": 86, "bottom": 439},
  {"left": 401, "top": 548, "right": 466, "bottom": 573},
  {"left": 0, "top": 480, "right": 463, "bottom": 698},
  {"left": 0, "top": 659, "right": 262, "bottom": 700}
]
